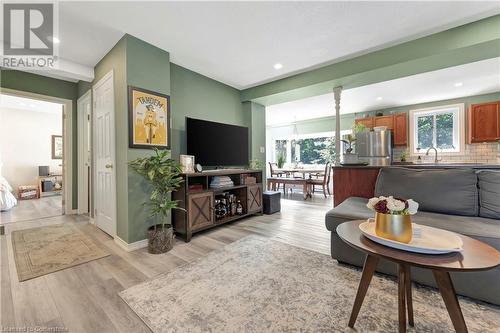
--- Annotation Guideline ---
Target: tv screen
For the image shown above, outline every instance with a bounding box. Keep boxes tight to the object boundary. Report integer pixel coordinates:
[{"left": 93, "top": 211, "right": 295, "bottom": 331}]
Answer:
[{"left": 186, "top": 117, "right": 249, "bottom": 167}]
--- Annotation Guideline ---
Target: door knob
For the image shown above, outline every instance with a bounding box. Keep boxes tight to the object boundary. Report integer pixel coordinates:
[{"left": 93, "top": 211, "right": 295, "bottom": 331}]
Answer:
[{"left": 105, "top": 164, "right": 113, "bottom": 169}]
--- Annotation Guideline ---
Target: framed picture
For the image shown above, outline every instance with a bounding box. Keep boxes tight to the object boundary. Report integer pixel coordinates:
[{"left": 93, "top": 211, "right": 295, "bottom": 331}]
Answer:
[
  {"left": 180, "top": 155, "right": 195, "bottom": 173},
  {"left": 51, "top": 135, "right": 63, "bottom": 159},
  {"left": 128, "top": 86, "right": 171, "bottom": 149}
]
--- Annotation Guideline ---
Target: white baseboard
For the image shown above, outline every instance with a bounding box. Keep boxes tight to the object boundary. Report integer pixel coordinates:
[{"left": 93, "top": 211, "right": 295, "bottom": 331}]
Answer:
[
  {"left": 65, "top": 209, "right": 78, "bottom": 215},
  {"left": 114, "top": 236, "right": 148, "bottom": 252}
]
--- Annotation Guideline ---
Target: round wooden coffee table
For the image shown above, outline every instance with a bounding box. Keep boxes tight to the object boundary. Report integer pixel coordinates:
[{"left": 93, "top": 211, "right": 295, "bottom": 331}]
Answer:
[{"left": 336, "top": 220, "right": 500, "bottom": 333}]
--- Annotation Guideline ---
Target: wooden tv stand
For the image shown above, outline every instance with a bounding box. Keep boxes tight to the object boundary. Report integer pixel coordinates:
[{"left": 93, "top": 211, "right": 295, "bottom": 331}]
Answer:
[{"left": 172, "top": 169, "right": 263, "bottom": 242}]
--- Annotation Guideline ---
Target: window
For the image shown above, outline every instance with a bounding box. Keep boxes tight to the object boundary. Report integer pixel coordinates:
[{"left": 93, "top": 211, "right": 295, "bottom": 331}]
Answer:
[
  {"left": 271, "top": 130, "right": 352, "bottom": 165},
  {"left": 409, "top": 104, "right": 464, "bottom": 154}
]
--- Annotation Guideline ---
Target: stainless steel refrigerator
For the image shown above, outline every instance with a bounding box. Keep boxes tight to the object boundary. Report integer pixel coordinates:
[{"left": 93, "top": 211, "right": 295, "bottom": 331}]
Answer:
[{"left": 355, "top": 130, "right": 393, "bottom": 166}]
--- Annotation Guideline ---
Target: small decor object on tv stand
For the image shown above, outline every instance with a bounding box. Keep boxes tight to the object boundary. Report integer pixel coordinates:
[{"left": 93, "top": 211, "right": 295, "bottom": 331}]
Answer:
[
  {"left": 180, "top": 155, "right": 195, "bottom": 173},
  {"left": 195, "top": 163, "right": 203, "bottom": 173},
  {"left": 236, "top": 200, "right": 243, "bottom": 215}
]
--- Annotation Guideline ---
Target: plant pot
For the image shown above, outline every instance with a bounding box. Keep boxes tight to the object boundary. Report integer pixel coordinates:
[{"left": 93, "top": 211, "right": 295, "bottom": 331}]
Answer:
[
  {"left": 375, "top": 212, "right": 412, "bottom": 243},
  {"left": 147, "top": 224, "right": 174, "bottom": 254}
]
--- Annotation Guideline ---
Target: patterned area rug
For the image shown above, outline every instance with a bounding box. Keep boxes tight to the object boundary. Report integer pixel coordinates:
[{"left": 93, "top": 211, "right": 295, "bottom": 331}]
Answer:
[
  {"left": 12, "top": 224, "right": 109, "bottom": 281},
  {"left": 120, "top": 236, "right": 499, "bottom": 333}
]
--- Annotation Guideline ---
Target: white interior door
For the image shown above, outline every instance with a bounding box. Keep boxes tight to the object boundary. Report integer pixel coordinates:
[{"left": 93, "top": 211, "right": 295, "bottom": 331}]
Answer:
[
  {"left": 77, "top": 91, "right": 91, "bottom": 214},
  {"left": 93, "top": 71, "right": 116, "bottom": 237}
]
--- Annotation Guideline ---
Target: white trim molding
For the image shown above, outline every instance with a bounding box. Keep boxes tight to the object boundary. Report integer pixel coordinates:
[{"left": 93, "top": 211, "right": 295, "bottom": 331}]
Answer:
[
  {"left": 0, "top": 88, "right": 74, "bottom": 214},
  {"left": 114, "top": 236, "right": 148, "bottom": 252},
  {"left": 409, "top": 103, "right": 466, "bottom": 155}
]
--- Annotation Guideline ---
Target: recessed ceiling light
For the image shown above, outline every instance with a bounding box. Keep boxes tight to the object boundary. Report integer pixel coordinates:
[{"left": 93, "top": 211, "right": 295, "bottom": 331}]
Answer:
[
  {"left": 454, "top": 82, "right": 463, "bottom": 87},
  {"left": 273, "top": 63, "right": 283, "bottom": 70},
  {"left": 49, "top": 36, "right": 60, "bottom": 44},
  {"left": 376, "top": 97, "right": 383, "bottom": 101}
]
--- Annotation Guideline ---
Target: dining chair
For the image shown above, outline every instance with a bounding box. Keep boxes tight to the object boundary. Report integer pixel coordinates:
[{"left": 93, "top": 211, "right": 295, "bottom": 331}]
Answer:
[{"left": 307, "top": 163, "right": 330, "bottom": 198}]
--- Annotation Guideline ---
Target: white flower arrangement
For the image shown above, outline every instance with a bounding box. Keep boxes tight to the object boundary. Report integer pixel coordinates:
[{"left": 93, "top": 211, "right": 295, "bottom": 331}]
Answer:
[{"left": 367, "top": 196, "right": 419, "bottom": 215}]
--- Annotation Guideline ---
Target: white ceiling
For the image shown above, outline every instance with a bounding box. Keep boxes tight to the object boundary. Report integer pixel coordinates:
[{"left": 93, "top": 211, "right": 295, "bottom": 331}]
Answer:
[
  {"left": 266, "top": 57, "right": 500, "bottom": 126},
  {"left": 0, "top": 95, "right": 62, "bottom": 114},
  {"left": 24, "top": 1, "right": 500, "bottom": 87}
]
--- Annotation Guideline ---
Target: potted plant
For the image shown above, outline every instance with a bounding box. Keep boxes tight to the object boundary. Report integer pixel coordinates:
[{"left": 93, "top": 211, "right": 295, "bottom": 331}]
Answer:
[
  {"left": 366, "top": 196, "right": 419, "bottom": 243},
  {"left": 341, "top": 134, "right": 359, "bottom": 163},
  {"left": 129, "top": 148, "right": 184, "bottom": 254},
  {"left": 249, "top": 159, "right": 264, "bottom": 170},
  {"left": 276, "top": 153, "right": 286, "bottom": 169}
]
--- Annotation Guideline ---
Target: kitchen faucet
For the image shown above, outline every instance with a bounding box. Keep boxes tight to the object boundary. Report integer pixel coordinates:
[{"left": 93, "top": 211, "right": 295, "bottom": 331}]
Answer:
[{"left": 426, "top": 146, "right": 441, "bottom": 163}]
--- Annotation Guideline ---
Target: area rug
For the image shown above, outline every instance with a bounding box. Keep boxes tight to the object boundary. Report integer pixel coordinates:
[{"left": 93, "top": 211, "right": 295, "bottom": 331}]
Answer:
[
  {"left": 120, "top": 236, "right": 499, "bottom": 333},
  {"left": 12, "top": 224, "right": 110, "bottom": 281}
]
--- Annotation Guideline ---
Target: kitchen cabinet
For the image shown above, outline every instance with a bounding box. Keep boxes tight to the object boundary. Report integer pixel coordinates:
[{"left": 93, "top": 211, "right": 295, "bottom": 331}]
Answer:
[
  {"left": 355, "top": 113, "right": 408, "bottom": 146},
  {"left": 373, "top": 115, "right": 394, "bottom": 130},
  {"left": 468, "top": 101, "right": 500, "bottom": 143},
  {"left": 355, "top": 117, "right": 374, "bottom": 129},
  {"left": 393, "top": 113, "right": 408, "bottom": 146}
]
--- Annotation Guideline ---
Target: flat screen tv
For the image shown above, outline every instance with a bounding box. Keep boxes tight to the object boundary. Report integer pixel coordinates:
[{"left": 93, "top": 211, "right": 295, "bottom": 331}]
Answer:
[{"left": 186, "top": 117, "right": 249, "bottom": 167}]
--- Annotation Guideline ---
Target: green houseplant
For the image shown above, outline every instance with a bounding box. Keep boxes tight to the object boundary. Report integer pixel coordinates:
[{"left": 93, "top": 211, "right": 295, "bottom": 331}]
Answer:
[
  {"left": 129, "top": 148, "right": 184, "bottom": 254},
  {"left": 276, "top": 153, "right": 286, "bottom": 168}
]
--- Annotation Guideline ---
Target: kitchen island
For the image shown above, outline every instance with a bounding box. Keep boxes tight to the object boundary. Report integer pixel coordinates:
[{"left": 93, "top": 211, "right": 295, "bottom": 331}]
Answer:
[{"left": 332, "top": 163, "right": 500, "bottom": 206}]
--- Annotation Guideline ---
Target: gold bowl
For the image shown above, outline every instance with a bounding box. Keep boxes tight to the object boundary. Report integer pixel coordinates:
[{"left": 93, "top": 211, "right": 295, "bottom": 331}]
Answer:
[{"left": 374, "top": 212, "right": 412, "bottom": 243}]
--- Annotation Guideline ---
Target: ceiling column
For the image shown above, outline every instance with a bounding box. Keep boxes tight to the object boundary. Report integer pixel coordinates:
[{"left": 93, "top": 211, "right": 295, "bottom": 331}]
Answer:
[{"left": 333, "top": 86, "right": 342, "bottom": 164}]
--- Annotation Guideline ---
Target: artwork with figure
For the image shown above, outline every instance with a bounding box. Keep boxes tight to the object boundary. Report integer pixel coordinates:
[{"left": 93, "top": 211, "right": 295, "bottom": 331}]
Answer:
[
  {"left": 52, "top": 135, "right": 63, "bottom": 159},
  {"left": 129, "top": 87, "right": 171, "bottom": 149}
]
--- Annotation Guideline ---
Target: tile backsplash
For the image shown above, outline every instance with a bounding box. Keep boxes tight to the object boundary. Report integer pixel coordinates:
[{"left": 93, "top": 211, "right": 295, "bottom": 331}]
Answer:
[{"left": 393, "top": 142, "right": 500, "bottom": 164}]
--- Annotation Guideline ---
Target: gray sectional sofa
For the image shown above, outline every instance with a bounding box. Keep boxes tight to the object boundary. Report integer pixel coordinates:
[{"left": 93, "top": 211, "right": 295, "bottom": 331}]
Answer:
[{"left": 325, "top": 167, "right": 500, "bottom": 305}]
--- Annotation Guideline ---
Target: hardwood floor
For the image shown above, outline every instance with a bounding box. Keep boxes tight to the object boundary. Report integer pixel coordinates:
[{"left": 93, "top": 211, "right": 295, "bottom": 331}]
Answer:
[
  {"left": 0, "top": 196, "right": 63, "bottom": 224},
  {"left": 0, "top": 195, "right": 333, "bottom": 333}
]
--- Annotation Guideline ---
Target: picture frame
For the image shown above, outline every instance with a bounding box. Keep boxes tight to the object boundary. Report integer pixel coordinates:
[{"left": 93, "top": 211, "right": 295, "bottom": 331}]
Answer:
[
  {"left": 180, "top": 155, "right": 195, "bottom": 173},
  {"left": 51, "top": 135, "right": 63, "bottom": 159},
  {"left": 128, "top": 86, "right": 171, "bottom": 149}
]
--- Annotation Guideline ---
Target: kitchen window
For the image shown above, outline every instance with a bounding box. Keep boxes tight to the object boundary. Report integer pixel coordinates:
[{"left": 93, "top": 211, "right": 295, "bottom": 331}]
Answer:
[{"left": 409, "top": 104, "right": 465, "bottom": 154}]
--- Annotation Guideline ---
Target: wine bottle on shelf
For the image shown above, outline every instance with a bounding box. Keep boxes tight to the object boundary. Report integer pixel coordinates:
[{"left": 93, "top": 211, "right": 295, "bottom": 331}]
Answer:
[{"left": 236, "top": 200, "right": 243, "bottom": 215}]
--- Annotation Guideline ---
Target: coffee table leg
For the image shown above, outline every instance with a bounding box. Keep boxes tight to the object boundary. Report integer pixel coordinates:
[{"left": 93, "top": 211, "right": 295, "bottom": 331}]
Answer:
[
  {"left": 398, "top": 264, "right": 407, "bottom": 333},
  {"left": 404, "top": 265, "right": 414, "bottom": 326},
  {"left": 432, "top": 271, "right": 468, "bottom": 333},
  {"left": 348, "top": 255, "right": 379, "bottom": 328}
]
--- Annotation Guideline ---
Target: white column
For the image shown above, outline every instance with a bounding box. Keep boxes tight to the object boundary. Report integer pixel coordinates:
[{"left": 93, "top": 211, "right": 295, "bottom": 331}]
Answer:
[{"left": 333, "top": 86, "right": 342, "bottom": 164}]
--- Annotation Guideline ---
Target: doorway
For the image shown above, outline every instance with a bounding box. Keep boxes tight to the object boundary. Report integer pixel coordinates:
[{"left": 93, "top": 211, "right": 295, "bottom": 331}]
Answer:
[
  {"left": 92, "top": 71, "right": 117, "bottom": 237},
  {"left": 77, "top": 91, "right": 91, "bottom": 215},
  {"left": 0, "top": 90, "right": 73, "bottom": 224}
]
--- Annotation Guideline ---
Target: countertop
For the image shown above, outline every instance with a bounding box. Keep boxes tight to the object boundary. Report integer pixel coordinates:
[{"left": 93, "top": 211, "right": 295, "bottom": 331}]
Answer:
[{"left": 332, "top": 163, "right": 500, "bottom": 169}]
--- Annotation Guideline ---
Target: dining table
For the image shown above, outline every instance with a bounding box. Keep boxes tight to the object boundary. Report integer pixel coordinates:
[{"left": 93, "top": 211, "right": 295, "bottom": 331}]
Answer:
[{"left": 275, "top": 167, "right": 324, "bottom": 179}]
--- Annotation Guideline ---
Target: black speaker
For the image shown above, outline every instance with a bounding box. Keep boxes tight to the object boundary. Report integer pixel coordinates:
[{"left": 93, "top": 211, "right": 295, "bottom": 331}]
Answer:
[{"left": 39, "top": 166, "right": 50, "bottom": 176}]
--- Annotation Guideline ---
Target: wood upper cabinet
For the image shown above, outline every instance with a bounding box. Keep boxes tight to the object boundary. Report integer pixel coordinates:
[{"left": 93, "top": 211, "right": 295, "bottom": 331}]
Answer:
[
  {"left": 354, "top": 113, "right": 408, "bottom": 146},
  {"left": 468, "top": 102, "right": 500, "bottom": 143},
  {"left": 355, "top": 117, "right": 374, "bottom": 129},
  {"left": 373, "top": 115, "right": 394, "bottom": 130},
  {"left": 393, "top": 113, "right": 408, "bottom": 146}
]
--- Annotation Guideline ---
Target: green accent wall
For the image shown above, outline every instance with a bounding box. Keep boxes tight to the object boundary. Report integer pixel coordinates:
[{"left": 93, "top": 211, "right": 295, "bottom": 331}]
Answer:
[
  {"left": 0, "top": 69, "right": 79, "bottom": 209},
  {"left": 243, "top": 101, "right": 266, "bottom": 177},
  {"left": 170, "top": 63, "right": 248, "bottom": 158},
  {"left": 241, "top": 14, "right": 500, "bottom": 106},
  {"left": 93, "top": 34, "right": 171, "bottom": 243}
]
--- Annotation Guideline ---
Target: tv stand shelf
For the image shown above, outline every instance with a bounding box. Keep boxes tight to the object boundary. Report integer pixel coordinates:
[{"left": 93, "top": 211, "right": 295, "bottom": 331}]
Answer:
[{"left": 172, "top": 169, "right": 263, "bottom": 242}]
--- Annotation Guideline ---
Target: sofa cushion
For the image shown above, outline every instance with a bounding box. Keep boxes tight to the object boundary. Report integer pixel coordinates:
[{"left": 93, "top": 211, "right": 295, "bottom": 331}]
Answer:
[
  {"left": 478, "top": 170, "right": 500, "bottom": 219},
  {"left": 325, "top": 197, "right": 500, "bottom": 249},
  {"left": 374, "top": 167, "right": 478, "bottom": 216}
]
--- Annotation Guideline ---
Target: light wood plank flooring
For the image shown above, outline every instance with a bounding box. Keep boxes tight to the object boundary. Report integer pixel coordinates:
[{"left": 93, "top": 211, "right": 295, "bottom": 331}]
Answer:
[
  {"left": 0, "top": 195, "right": 333, "bottom": 333},
  {"left": 1, "top": 196, "right": 63, "bottom": 224}
]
